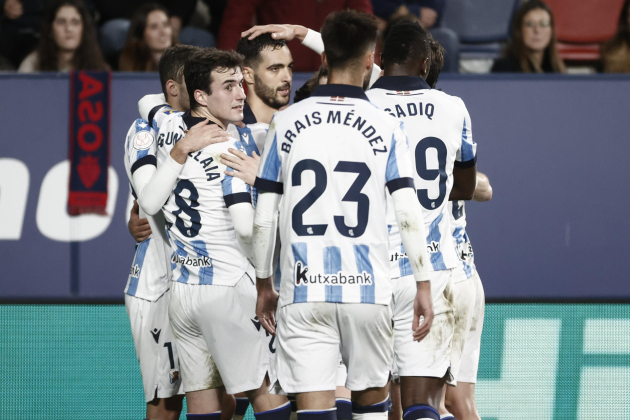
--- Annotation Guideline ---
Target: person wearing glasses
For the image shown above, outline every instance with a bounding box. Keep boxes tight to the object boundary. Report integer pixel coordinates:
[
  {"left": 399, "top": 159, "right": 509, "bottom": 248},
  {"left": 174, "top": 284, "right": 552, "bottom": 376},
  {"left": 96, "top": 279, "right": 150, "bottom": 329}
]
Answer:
[{"left": 491, "top": 0, "right": 566, "bottom": 73}]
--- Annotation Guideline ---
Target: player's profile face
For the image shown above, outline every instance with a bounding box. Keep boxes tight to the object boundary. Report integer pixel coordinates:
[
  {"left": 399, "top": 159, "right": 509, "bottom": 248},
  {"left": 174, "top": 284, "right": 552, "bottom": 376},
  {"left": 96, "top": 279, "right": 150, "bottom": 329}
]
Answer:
[
  {"left": 253, "top": 46, "right": 294, "bottom": 109},
  {"left": 52, "top": 5, "right": 83, "bottom": 52},
  {"left": 144, "top": 10, "right": 172, "bottom": 53},
  {"left": 207, "top": 68, "right": 246, "bottom": 125},
  {"left": 522, "top": 8, "right": 552, "bottom": 53}
]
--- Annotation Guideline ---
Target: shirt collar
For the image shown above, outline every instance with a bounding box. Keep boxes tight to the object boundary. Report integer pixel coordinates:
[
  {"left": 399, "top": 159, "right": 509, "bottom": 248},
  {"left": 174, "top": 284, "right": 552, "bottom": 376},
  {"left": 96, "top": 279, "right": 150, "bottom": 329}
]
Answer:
[
  {"left": 311, "top": 84, "right": 369, "bottom": 101},
  {"left": 243, "top": 100, "right": 257, "bottom": 124},
  {"left": 370, "top": 75, "right": 431, "bottom": 92},
  {"left": 182, "top": 110, "right": 213, "bottom": 129}
]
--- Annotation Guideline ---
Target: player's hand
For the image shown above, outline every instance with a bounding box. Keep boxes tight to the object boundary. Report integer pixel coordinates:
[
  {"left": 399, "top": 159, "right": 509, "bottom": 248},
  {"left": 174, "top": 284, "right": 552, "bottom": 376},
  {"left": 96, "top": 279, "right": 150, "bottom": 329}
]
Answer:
[
  {"left": 256, "top": 277, "right": 279, "bottom": 336},
  {"left": 128, "top": 201, "right": 152, "bottom": 242},
  {"left": 221, "top": 149, "right": 260, "bottom": 186},
  {"left": 412, "top": 281, "right": 434, "bottom": 342},
  {"left": 171, "top": 119, "right": 229, "bottom": 164},
  {"left": 242, "top": 24, "right": 307, "bottom": 43},
  {"left": 4, "top": 0, "right": 24, "bottom": 19}
]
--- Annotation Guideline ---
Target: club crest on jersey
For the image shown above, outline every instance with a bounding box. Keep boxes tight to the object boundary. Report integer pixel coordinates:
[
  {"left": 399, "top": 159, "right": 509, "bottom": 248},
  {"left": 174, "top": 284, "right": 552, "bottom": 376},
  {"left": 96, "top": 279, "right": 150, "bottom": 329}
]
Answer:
[
  {"left": 129, "top": 264, "right": 140, "bottom": 278},
  {"left": 171, "top": 253, "right": 212, "bottom": 267},
  {"left": 132, "top": 130, "right": 155, "bottom": 150},
  {"left": 427, "top": 241, "right": 440, "bottom": 253},
  {"left": 294, "top": 261, "right": 373, "bottom": 286},
  {"left": 330, "top": 96, "right": 344, "bottom": 102}
]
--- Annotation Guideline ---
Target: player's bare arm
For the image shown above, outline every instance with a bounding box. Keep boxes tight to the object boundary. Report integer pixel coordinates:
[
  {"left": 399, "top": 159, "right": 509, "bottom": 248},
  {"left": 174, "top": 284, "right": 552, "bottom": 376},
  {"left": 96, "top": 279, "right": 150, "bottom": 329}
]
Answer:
[
  {"left": 473, "top": 171, "right": 493, "bottom": 202},
  {"left": 450, "top": 164, "right": 477, "bottom": 201},
  {"left": 221, "top": 148, "right": 260, "bottom": 186},
  {"left": 128, "top": 200, "right": 152, "bottom": 242}
]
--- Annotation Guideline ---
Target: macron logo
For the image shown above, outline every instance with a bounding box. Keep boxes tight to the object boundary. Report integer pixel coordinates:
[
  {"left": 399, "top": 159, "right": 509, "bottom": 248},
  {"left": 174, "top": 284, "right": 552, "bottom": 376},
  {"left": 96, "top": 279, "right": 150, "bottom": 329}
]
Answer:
[{"left": 171, "top": 254, "right": 212, "bottom": 267}]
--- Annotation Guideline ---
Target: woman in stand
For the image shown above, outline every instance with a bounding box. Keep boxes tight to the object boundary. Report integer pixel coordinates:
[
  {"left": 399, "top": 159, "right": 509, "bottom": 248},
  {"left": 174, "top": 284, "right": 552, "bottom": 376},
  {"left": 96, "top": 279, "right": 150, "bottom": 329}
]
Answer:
[
  {"left": 18, "top": 0, "right": 107, "bottom": 72},
  {"left": 118, "top": 3, "right": 175, "bottom": 72},
  {"left": 492, "top": 0, "right": 565, "bottom": 73}
]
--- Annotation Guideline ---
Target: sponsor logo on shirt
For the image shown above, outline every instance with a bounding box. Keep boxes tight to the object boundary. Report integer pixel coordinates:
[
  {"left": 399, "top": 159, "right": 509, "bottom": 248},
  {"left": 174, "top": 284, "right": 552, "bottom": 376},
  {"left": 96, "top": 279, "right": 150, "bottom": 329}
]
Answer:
[
  {"left": 171, "top": 254, "right": 212, "bottom": 267},
  {"left": 294, "top": 261, "right": 372, "bottom": 286},
  {"left": 427, "top": 241, "right": 440, "bottom": 253},
  {"left": 130, "top": 264, "right": 140, "bottom": 278},
  {"left": 390, "top": 251, "right": 408, "bottom": 262}
]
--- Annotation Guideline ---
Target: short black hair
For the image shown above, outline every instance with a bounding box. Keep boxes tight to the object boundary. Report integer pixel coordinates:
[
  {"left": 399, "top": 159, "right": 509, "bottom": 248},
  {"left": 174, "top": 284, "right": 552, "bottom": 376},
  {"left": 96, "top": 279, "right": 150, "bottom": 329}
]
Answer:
[
  {"left": 158, "top": 44, "right": 201, "bottom": 96},
  {"left": 236, "top": 33, "right": 287, "bottom": 68},
  {"left": 184, "top": 48, "right": 244, "bottom": 110},
  {"left": 321, "top": 10, "right": 378, "bottom": 70},
  {"left": 382, "top": 20, "right": 430, "bottom": 68},
  {"left": 426, "top": 35, "right": 445, "bottom": 89}
]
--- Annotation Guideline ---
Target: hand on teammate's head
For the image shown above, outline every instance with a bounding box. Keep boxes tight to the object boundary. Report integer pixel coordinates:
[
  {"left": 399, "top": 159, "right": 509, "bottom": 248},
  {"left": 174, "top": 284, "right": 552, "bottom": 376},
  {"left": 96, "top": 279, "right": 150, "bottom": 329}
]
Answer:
[{"left": 241, "top": 24, "right": 306, "bottom": 43}]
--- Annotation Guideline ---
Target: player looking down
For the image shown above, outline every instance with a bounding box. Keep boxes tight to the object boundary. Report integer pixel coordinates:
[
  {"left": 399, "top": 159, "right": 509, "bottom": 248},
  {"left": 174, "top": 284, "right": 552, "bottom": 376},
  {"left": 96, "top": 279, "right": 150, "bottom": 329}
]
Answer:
[
  {"left": 123, "top": 44, "right": 234, "bottom": 420},
  {"left": 136, "top": 48, "right": 290, "bottom": 420},
  {"left": 366, "top": 21, "right": 477, "bottom": 420},
  {"left": 253, "top": 10, "right": 433, "bottom": 420}
]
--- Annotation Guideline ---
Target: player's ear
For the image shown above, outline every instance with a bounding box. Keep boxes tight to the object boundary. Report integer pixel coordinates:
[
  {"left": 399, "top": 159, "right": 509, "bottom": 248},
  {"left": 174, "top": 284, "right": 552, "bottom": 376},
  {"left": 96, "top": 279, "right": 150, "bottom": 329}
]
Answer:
[
  {"left": 321, "top": 52, "right": 328, "bottom": 69},
  {"left": 194, "top": 89, "right": 208, "bottom": 108},
  {"left": 364, "top": 50, "right": 374, "bottom": 72},
  {"left": 422, "top": 57, "right": 430, "bottom": 77},
  {"left": 166, "top": 79, "right": 178, "bottom": 98},
  {"left": 242, "top": 66, "right": 255, "bottom": 85}
]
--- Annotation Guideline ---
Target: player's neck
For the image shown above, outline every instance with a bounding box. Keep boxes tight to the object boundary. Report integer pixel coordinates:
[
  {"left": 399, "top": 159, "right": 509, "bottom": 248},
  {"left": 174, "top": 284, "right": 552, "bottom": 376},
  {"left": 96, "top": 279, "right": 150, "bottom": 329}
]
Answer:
[
  {"left": 328, "top": 69, "right": 365, "bottom": 88},
  {"left": 191, "top": 107, "right": 226, "bottom": 130},
  {"left": 246, "top": 91, "right": 277, "bottom": 125},
  {"left": 383, "top": 64, "right": 424, "bottom": 78},
  {"left": 166, "top": 97, "right": 184, "bottom": 113}
]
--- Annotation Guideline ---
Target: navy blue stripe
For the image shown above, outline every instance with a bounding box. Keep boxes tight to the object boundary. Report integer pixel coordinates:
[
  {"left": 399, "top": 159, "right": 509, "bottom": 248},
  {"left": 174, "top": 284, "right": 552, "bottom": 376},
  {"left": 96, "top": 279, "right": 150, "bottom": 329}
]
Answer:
[
  {"left": 235, "top": 398, "right": 250, "bottom": 416},
  {"left": 131, "top": 155, "right": 156, "bottom": 174},
  {"left": 336, "top": 400, "right": 352, "bottom": 420},
  {"left": 402, "top": 404, "right": 439, "bottom": 420},
  {"left": 297, "top": 410, "right": 337, "bottom": 420},
  {"left": 254, "top": 177, "right": 284, "bottom": 194},
  {"left": 352, "top": 400, "right": 389, "bottom": 414},
  {"left": 386, "top": 177, "right": 415, "bottom": 194},
  {"left": 148, "top": 104, "right": 165, "bottom": 128},
  {"left": 254, "top": 402, "right": 292, "bottom": 420},
  {"left": 224, "top": 192, "right": 252, "bottom": 207},
  {"left": 454, "top": 155, "right": 477, "bottom": 169}
]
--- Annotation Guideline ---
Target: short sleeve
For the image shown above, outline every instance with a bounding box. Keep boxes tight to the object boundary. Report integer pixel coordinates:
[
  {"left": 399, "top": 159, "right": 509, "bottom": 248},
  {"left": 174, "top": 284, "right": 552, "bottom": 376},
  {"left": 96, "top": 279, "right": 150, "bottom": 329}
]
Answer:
[
  {"left": 385, "top": 122, "right": 415, "bottom": 194},
  {"left": 254, "top": 121, "right": 284, "bottom": 194},
  {"left": 455, "top": 104, "right": 477, "bottom": 168},
  {"left": 127, "top": 119, "right": 157, "bottom": 174},
  {"left": 222, "top": 140, "right": 253, "bottom": 207}
]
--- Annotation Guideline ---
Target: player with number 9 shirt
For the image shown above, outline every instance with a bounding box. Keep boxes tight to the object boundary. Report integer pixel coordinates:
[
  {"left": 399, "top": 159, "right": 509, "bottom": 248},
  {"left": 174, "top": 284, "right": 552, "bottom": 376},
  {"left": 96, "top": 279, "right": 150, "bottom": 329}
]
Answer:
[{"left": 366, "top": 20, "right": 478, "bottom": 419}]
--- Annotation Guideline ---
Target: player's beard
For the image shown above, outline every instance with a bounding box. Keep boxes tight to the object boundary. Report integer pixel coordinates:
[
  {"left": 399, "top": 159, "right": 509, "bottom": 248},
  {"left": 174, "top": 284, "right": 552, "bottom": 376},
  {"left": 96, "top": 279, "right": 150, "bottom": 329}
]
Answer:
[
  {"left": 362, "top": 68, "right": 371, "bottom": 91},
  {"left": 254, "top": 74, "right": 291, "bottom": 110}
]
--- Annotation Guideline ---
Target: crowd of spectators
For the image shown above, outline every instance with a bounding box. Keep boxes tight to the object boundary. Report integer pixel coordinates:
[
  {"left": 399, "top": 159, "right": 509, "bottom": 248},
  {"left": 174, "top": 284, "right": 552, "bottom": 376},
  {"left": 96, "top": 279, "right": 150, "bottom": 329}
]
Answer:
[{"left": 0, "top": 0, "right": 629, "bottom": 74}]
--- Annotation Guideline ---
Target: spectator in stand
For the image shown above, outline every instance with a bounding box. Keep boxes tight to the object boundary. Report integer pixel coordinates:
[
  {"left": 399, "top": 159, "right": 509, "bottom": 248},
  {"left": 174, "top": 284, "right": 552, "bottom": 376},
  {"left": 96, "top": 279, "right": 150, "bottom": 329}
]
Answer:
[
  {"left": 372, "top": 0, "right": 444, "bottom": 29},
  {"left": 371, "top": 0, "right": 458, "bottom": 73},
  {"left": 0, "top": 0, "right": 95, "bottom": 69},
  {"left": 492, "top": 0, "right": 565, "bottom": 73},
  {"left": 18, "top": 0, "right": 106, "bottom": 72},
  {"left": 96, "top": 0, "right": 213, "bottom": 68},
  {"left": 118, "top": 4, "right": 175, "bottom": 72},
  {"left": 218, "top": 0, "right": 373, "bottom": 72},
  {"left": 601, "top": 0, "right": 630, "bottom": 73}
]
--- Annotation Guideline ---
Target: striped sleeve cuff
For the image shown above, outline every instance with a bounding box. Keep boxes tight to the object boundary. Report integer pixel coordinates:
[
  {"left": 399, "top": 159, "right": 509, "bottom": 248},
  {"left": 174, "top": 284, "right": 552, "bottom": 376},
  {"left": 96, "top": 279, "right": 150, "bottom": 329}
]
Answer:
[
  {"left": 386, "top": 177, "right": 415, "bottom": 194},
  {"left": 224, "top": 192, "right": 252, "bottom": 208},
  {"left": 254, "top": 177, "right": 284, "bottom": 194},
  {"left": 454, "top": 155, "right": 477, "bottom": 169},
  {"left": 131, "top": 155, "right": 156, "bottom": 174}
]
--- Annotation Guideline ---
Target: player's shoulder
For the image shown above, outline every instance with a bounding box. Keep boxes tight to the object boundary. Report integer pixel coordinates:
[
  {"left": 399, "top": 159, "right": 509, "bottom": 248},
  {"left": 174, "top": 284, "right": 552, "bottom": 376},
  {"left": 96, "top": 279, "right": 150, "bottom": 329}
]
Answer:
[
  {"left": 158, "top": 111, "right": 185, "bottom": 131},
  {"left": 426, "top": 89, "right": 468, "bottom": 113},
  {"left": 126, "top": 119, "right": 154, "bottom": 150}
]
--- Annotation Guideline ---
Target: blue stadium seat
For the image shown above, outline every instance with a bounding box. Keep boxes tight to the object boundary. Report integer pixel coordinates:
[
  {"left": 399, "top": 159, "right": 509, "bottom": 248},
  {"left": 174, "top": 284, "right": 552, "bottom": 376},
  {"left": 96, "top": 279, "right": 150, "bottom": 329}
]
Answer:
[{"left": 441, "top": 0, "right": 521, "bottom": 59}]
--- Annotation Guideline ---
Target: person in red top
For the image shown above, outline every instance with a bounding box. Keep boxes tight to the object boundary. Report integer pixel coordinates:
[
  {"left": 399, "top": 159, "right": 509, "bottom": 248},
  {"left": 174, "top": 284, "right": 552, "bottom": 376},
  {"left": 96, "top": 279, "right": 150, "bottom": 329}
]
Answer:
[{"left": 217, "top": 0, "right": 373, "bottom": 72}]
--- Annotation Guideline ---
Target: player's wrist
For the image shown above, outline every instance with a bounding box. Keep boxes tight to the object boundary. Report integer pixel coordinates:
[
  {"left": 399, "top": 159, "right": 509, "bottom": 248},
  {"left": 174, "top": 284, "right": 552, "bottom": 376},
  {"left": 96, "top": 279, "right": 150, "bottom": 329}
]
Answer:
[
  {"left": 294, "top": 25, "right": 308, "bottom": 42},
  {"left": 170, "top": 141, "right": 191, "bottom": 163}
]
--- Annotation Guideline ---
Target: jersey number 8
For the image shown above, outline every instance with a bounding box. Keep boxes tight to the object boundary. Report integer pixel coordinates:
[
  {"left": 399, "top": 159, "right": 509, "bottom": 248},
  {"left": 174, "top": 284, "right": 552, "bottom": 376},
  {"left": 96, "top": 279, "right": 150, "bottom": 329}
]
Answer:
[{"left": 291, "top": 159, "right": 371, "bottom": 238}]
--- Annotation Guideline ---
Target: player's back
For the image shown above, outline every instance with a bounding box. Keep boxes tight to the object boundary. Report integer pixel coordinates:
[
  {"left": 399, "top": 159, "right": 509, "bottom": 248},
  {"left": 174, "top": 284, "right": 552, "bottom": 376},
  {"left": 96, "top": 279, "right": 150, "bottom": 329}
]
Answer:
[
  {"left": 123, "top": 119, "right": 173, "bottom": 300},
  {"left": 257, "top": 85, "right": 414, "bottom": 307},
  {"left": 367, "top": 76, "right": 476, "bottom": 274},
  {"left": 157, "top": 111, "right": 255, "bottom": 286}
]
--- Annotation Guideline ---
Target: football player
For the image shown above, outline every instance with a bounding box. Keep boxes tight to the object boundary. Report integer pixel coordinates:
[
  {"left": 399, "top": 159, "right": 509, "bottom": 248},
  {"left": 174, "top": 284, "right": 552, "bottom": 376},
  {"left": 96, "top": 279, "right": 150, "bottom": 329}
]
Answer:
[
  {"left": 366, "top": 21, "right": 477, "bottom": 420},
  {"left": 253, "top": 11, "right": 433, "bottom": 420}
]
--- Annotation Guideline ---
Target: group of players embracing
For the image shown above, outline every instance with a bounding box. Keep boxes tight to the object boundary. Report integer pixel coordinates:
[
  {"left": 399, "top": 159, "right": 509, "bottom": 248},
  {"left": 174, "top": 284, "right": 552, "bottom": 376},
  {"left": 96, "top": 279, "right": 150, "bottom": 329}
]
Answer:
[{"left": 122, "top": 10, "right": 493, "bottom": 420}]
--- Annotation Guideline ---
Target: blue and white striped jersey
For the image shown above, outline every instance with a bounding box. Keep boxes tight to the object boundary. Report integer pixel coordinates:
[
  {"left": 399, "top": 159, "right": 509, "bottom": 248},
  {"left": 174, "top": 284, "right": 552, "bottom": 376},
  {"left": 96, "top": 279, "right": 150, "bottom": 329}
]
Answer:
[
  {"left": 367, "top": 76, "right": 477, "bottom": 281},
  {"left": 157, "top": 110, "right": 255, "bottom": 286},
  {"left": 123, "top": 118, "right": 173, "bottom": 301},
  {"left": 255, "top": 84, "right": 416, "bottom": 307},
  {"left": 449, "top": 200, "right": 476, "bottom": 279}
]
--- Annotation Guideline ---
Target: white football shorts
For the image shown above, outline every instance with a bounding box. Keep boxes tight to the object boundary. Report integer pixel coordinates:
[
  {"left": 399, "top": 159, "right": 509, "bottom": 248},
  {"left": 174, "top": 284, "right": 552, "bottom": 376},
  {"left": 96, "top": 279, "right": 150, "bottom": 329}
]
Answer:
[
  {"left": 168, "top": 274, "right": 274, "bottom": 394},
  {"left": 125, "top": 290, "right": 183, "bottom": 403},
  {"left": 275, "top": 302, "right": 393, "bottom": 393},
  {"left": 452, "top": 270, "right": 485, "bottom": 384},
  {"left": 391, "top": 270, "right": 455, "bottom": 382}
]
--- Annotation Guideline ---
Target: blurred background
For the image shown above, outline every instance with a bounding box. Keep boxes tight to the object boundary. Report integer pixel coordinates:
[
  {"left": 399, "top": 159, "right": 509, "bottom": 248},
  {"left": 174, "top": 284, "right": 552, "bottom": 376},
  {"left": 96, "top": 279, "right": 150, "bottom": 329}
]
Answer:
[{"left": 1, "top": 0, "right": 630, "bottom": 418}]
